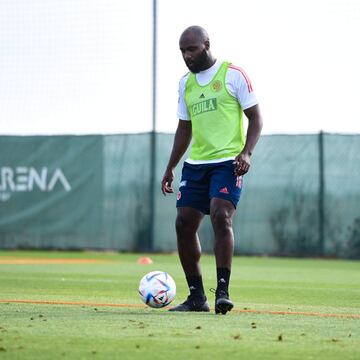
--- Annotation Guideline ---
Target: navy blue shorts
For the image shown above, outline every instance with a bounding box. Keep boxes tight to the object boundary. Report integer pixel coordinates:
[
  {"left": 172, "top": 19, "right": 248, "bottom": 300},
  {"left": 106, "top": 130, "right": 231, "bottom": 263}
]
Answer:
[{"left": 176, "top": 160, "right": 243, "bottom": 215}]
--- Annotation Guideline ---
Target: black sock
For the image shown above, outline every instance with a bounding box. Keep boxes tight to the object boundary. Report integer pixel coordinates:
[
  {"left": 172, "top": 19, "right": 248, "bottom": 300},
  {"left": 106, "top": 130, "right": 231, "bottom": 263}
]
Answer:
[
  {"left": 216, "top": 267, "right": 231, "bottom": 293},
  {"left": 186, "top": 275, "right": 205, "bottom": 299}
]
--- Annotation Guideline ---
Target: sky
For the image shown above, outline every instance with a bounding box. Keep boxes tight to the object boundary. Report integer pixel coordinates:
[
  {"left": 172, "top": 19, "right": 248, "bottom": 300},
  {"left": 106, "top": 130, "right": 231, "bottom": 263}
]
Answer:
[{"left": 0, "top": 0, "right": 359, "bottom": 135}]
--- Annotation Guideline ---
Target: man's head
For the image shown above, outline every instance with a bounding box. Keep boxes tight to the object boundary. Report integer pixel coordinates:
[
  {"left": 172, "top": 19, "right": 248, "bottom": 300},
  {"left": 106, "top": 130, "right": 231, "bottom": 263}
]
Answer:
[{"left": 179, "top": 26, "right": 214, "bottom": 73}]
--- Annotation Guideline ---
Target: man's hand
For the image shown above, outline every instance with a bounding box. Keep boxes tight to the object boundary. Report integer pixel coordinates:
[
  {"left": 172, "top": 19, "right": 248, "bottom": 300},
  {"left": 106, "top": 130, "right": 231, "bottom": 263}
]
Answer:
[
  {"left": 234, "top": 104, "right": 262, "bottom": 176},
  {"left": 161, "top": 168, "right": 175, "bottom": 195},
  {"left": 233, "top": 151, "right": 251, "bottom": 176}
]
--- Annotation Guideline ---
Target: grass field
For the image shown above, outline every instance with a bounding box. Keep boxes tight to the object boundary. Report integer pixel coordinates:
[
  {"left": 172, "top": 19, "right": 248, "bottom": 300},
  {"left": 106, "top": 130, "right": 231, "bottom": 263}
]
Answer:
[{"left": 0, "top": 251, "right": 359, "bottom": 360}]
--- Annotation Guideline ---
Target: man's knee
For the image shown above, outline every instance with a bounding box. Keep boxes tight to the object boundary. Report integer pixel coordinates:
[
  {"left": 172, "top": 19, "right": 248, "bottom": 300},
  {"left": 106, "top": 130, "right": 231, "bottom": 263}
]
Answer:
[
  {"left": 176, "top": 213, "right": 196, "bottom": 235},
  {"left": 210, "top": 206, "right": 233, "bottom": 231},
  {"left": 211, "top": 208, "right": 232, "bottom": 228}
]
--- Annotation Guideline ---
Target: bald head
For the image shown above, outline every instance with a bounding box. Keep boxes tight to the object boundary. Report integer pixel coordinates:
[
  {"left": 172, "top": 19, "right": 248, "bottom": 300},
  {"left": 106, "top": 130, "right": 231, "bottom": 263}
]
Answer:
[
  {"left": 180, "top": 26, "right": 209, "bottom": 45},
  {"left": 179, "top": 26, "right": 215, "bottom": 73}
]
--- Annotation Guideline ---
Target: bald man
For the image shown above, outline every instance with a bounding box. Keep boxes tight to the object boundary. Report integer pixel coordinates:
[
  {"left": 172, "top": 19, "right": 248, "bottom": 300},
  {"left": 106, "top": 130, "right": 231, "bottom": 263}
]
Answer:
[{"left": 161, "top": 26, "right": 263, "bottom": 314}]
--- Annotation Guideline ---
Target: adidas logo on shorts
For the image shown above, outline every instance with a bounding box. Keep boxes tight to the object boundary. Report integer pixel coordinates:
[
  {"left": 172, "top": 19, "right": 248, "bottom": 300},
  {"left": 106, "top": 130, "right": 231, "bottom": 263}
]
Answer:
[{"left": 219, "top": 187, "right": 229, "bottom": 194}]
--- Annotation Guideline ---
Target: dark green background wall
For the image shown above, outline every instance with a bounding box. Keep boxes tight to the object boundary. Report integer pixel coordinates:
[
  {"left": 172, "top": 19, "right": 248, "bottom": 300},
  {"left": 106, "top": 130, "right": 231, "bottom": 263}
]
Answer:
[{"left": 1, "top": 133, "right": 359, "bottom": 258}]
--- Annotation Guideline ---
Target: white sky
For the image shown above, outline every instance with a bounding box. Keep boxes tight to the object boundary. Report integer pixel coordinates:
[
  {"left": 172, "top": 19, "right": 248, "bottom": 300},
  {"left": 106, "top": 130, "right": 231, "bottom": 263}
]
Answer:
[{"left": 0, "top": 0, "right": 359, "bottom": 135}]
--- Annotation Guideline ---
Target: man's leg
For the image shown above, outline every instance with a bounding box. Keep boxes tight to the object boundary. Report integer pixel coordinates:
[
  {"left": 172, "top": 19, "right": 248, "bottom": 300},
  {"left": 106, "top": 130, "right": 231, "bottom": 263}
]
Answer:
[
  {"left": 210, "top": 197, "right": 236, "bottom": 314},
  {"left": 169, "top": 206, "right": 209, "bottom": 312},
  {"left": 176, "top": 207, "right": 203, "bottom": 276}
]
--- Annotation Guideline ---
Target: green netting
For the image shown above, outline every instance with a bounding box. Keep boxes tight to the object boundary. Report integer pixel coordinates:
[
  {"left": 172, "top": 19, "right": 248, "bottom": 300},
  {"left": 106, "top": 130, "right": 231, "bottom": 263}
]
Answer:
[
  {"left": 0, "top": 135, "right": 103, "bottom": 248},
  {"left": 323, "top": 135, "right": 360, "bottom": 257},
  {"left": 102, "top": 134, "right": 151, "bottom": 251},
  {"left": 1, "top": 133, "right": 360, "bottom": 258},
  {"left": 234, "top": 135, "right": 322, "bottom": 256}
]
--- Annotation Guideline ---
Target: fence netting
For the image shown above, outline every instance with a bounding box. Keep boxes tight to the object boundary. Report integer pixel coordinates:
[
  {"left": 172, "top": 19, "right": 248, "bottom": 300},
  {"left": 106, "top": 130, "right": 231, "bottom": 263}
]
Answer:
[{"left": 0, "top": 133, "right": 359, "bottom": 258}]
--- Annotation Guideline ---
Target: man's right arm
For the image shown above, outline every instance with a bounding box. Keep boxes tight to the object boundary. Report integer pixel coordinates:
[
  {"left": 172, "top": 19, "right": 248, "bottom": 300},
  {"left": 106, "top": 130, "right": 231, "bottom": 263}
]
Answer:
[{"left": 161, "top": 120, "right": 192, "bottom": 195}]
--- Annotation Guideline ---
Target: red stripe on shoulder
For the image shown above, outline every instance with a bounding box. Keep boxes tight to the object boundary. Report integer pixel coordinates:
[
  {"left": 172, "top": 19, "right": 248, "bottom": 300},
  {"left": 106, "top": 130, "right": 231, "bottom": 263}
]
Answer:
[{"left": 229, "top": 64, "right": 253, "bottom": 92}]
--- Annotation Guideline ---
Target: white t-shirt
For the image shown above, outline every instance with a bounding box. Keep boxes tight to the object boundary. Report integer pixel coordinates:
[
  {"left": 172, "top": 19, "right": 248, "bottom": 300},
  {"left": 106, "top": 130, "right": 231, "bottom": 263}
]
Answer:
[{"left": 177, "top": 60, "right": 258, "bottom": 121}]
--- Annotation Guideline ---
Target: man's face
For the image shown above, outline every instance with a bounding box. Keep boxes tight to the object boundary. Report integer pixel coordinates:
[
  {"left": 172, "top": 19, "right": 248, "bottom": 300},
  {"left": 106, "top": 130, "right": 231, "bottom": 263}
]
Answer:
[{"left": 179, "top": 37, "right": 209, "bottom": 73}]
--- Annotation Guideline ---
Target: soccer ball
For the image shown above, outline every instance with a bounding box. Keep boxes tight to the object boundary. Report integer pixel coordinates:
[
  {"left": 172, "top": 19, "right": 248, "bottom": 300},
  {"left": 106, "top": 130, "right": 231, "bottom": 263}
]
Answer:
[{"left": 138, "top": 271, "right": 176, "bottom": 308}]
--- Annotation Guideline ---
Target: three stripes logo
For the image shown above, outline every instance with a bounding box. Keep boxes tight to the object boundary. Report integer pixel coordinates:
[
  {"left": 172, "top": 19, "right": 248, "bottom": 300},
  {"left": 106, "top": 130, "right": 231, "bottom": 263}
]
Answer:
[
  {"left": 236, "top": 176, "right": 242, "bottom": 188},
  {"left": 219, "top": 187, "right": 229, "bottom": 194}
]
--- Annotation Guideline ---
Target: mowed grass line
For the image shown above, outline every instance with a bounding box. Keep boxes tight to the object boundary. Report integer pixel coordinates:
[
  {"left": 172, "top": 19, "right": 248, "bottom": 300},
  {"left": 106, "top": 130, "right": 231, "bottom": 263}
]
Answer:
[
  {"left": 0, "top": 251, "right": 359, "bottom": 360},
  {"left": 1, "top": 300, "right": 360, "bottom": 319}
]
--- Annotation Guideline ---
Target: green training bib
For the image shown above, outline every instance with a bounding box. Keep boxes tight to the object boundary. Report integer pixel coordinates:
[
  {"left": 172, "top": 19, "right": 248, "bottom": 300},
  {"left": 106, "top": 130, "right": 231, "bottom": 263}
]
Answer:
[{"left": 185, "top": 61, "right": 245, "bottom": 161}]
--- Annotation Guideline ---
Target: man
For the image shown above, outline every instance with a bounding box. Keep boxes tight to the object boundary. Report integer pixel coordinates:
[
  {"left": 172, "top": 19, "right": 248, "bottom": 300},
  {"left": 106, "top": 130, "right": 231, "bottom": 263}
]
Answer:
[{"left": 161, "top": 25, "right": 263, "bottom": 314}]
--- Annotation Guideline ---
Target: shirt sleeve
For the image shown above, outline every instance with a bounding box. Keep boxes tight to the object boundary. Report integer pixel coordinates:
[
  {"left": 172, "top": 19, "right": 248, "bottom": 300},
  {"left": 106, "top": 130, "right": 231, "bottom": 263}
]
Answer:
[
  {"left": 177, "top": 74, "right": 190, "bottom": 120},
  {"left": 226, "top": 65, "right": 258, "bottom": 110}
]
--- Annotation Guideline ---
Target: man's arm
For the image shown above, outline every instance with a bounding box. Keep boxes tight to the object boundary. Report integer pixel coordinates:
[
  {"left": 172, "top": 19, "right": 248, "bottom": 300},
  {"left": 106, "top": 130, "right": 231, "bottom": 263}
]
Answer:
[
  {"left": 234, "top": 104, "right": 263, "bottom": 176},
  {"left": 161, "top": 120, "right": 192, "bottom": 195}
]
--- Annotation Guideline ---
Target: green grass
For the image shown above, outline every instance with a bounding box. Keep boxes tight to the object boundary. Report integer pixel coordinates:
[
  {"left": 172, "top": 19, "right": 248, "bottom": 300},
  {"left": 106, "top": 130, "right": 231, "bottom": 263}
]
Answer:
[{"left": 0, "top": 251, "right": 359, "bottom": 359}]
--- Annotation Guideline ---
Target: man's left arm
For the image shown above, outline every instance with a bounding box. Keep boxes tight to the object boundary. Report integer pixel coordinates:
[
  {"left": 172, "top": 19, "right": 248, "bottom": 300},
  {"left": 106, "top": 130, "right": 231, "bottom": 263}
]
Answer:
[{"left": 234, "top": 104, "right": 263, "bottom": 176}]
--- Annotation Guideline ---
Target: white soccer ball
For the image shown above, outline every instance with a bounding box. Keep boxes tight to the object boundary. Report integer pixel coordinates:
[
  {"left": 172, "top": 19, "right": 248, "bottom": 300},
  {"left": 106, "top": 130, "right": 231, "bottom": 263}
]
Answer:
[{"left": 138, "top": 271, "right": 176, "bottom": 308}]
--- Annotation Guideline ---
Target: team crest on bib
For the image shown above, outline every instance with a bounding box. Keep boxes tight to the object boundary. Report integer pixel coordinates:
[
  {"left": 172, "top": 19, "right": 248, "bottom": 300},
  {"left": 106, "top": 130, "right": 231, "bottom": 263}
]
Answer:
[{"left": 211, "top": 80, "right": 222, "bottom": 92}]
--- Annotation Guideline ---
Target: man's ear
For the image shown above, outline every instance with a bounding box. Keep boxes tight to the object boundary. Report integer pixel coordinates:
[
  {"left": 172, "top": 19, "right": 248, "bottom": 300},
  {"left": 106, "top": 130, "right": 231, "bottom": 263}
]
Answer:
[{"left": 205, "top": 40, "right": 210, "bottom": 50}]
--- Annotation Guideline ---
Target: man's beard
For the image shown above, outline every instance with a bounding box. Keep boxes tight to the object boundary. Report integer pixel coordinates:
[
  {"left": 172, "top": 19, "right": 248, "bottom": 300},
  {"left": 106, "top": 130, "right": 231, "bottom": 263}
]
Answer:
[{"left": 186, "top": 49, "right": 209, "bottom": 73}]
